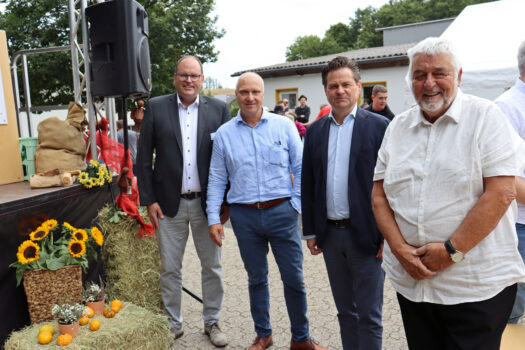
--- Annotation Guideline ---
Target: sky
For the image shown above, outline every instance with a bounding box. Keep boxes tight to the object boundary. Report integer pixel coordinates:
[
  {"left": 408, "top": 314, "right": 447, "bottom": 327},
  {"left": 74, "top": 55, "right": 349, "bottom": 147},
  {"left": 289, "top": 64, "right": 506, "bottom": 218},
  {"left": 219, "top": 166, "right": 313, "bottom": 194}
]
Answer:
[{"left": 203, "top": 0, "right": 391, "bottom": 89}]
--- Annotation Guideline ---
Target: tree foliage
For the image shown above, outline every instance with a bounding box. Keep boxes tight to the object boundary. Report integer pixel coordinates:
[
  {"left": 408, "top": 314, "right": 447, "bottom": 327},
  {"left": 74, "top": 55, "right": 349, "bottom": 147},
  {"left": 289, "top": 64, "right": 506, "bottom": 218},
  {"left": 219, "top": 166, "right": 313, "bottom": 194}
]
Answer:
[
  {"left": 285, "top": 35, "right": 339, "bottom": 62},
  {"left": 0, "top": 0, "right": 224, "bottom": 107},
  {"left": 285, "top": 0, "right": 493, "bottom": 62}
]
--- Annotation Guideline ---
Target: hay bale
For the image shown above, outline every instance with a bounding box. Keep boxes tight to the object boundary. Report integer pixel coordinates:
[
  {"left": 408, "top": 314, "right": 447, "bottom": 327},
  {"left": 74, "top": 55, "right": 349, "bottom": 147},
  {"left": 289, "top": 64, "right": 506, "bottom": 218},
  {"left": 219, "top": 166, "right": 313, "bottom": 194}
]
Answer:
[
  {"left": 4, "top": 302, "right": 171, "bottom": 350},
  {"left": 97, "top": 205, "right": 163, "bottom": 314}
]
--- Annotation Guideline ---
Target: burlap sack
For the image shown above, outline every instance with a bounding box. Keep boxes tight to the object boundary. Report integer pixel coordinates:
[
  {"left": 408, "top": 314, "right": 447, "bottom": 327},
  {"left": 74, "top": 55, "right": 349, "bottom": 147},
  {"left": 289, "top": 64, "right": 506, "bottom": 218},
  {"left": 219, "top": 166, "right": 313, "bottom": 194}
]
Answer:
[
  {"left": 34, "top": 148, "right": 86, "bottom": 172},
  {"left": 35, "top": 102, "right": 87, "bottom": 173}
]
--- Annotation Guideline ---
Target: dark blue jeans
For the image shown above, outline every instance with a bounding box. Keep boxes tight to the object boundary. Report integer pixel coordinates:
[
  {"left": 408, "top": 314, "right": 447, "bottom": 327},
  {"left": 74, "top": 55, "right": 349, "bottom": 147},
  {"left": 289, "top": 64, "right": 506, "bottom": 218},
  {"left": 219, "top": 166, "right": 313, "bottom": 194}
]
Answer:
[
  {"left": 323, "top": 223, "right": 384, "bottom": 350},
  {"left": 230, "top": 200, "right": 309, "bottom": 343},
  {"left": 509, "top": 223, "right": 525, "bottom": 323}
]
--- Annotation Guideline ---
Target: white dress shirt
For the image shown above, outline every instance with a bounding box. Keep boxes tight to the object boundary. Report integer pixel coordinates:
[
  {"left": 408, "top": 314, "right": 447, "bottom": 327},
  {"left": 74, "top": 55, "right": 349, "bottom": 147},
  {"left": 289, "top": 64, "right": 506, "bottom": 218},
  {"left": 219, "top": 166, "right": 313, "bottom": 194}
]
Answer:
[
  {"left": 496, "top": 78, "right": 525, "bottom": 224},
  {"left": 178, "top": 95, "right": 201, "bottom": 194},
  {"left": 374, "top": 90, "right": 525, "bottom": 304}
]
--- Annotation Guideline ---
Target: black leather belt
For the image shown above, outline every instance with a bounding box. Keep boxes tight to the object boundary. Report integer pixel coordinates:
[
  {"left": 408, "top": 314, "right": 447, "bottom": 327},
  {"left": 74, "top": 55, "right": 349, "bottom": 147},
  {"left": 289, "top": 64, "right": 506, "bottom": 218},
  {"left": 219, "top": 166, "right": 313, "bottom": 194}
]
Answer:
[
  {"left": 327, "top": 218, "right": 350, "bottom": 229},
  {"left": 238, "top": 197, "right": 290, "bottom": 210},
  {"left": 180, "top": 192, "right": 201, "bottom": 200}
]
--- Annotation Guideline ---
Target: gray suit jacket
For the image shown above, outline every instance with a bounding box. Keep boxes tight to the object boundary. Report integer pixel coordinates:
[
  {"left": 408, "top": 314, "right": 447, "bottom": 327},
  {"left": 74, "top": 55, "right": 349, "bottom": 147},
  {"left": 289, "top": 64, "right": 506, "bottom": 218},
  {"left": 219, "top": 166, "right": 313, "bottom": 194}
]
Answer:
[{"left": 136, "top": 93, "right": 231, "bottom": 217}]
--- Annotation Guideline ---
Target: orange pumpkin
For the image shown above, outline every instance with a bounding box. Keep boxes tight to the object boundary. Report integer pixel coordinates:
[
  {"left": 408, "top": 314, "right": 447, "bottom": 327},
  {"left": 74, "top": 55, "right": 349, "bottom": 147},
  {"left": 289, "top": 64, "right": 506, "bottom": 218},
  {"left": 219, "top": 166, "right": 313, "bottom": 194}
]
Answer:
[
  {"left": 110, "top": 300, "right": 122, "bottom": 312},
  {"left": 57, "top": 333, "right": 73, "bottom": 346},
  {"left": 38, "top": 331, "right": 53, "bottom": 344},
  {"left": 103, "top": 307, "right": 115, "bottom": 318},
  {"left": 89, "top": 319, "right": 101, "bottom": 331},
  {"left": 79, "top": 316, "right": 90, "bottom": 325}
]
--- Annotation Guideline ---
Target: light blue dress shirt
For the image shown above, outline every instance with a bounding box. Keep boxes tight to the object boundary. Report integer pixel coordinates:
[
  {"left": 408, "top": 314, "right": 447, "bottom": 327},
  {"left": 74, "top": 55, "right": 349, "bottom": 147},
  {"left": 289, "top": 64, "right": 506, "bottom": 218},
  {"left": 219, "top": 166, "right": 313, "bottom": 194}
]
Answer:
[
  {"left": 326, "top": 105, "right": 357, "bottom": 220},
  {"left": 206, "top": 111, "right": 303, "bottom": 226}
]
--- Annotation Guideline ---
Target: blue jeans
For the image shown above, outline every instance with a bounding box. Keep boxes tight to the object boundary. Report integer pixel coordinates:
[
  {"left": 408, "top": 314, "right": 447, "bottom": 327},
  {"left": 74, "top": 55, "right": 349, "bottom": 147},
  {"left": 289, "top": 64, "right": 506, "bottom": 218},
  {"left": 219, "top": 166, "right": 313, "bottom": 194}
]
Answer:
[
  {"left": 229, "top": 200, "right": 309, "bottom": 343},
  {"left": 509, "top": 223, "right": 525, "bottom": 323},
  {"left": 323, "top": 223, "right": 384, "bottom": 350}
]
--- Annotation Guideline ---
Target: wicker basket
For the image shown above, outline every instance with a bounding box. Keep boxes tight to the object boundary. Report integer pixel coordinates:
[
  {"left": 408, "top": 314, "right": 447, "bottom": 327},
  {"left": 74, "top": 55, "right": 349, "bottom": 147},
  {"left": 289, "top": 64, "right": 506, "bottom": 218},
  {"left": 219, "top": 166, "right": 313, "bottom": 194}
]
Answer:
[{"left": 22, "top": 265, "right": 82, "bottom": 324}]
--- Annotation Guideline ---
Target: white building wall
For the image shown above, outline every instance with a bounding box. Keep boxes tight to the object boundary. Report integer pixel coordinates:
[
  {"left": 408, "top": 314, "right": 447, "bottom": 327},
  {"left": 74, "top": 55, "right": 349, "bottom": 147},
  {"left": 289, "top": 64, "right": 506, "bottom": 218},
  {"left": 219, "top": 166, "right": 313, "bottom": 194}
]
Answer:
[{"left": 262, "top": 65, "right": 412, "bottom": 122}]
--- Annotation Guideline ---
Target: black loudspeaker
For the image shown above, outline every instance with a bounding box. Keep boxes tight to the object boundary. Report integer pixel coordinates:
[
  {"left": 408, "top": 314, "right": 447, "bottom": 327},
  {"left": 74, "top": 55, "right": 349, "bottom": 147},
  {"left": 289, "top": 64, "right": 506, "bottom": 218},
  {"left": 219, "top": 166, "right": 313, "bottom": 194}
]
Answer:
[{"left": 86, "top": 0, "right": 152, "bottom": 98}]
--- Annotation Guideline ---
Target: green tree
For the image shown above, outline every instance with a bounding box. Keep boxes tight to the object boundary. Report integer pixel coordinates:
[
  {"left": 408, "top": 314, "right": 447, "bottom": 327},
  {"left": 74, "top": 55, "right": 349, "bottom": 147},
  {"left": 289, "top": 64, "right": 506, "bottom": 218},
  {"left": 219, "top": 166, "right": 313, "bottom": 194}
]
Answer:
[
  {"left": 285, "top": 35, "right": 340, "bottom": 62},
  {"left": 0, "top": 0, "right": 224, "bottom": 107},
  {"left": 324, "top": 23, "right": 354, "bottom": 51},
  {"left": 285, "top": 0, "right": 493, "bottom": 61}
]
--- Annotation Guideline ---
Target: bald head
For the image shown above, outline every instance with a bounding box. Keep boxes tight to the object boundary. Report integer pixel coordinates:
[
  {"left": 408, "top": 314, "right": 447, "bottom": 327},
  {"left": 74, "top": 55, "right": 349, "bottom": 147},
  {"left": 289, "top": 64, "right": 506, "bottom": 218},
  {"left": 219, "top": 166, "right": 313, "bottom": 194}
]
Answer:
[
  {"left": 235, "top": 72, "right": 265, "bottom": 120},
  {"left": 236, "top": 72, "right": 264, "bottom": 91}
]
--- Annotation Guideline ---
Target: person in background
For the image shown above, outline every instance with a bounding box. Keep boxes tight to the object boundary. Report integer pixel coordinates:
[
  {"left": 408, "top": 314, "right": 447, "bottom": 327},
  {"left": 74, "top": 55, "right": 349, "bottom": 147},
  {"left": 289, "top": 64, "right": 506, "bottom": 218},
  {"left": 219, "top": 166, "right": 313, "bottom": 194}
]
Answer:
[
  {"left": 287, "top": 111, "right": 306, "bottom": 138},
  {"left": 365, "top": 85, "right": 395, "bottom": 121},
  {"left": 207, "top": 72, "right": 327, "bottom": 350},
  {"left": 316, "top": 104, "right": 332, "bottom": 120},
  {"left": 295, "top": 95, "right": 311, "bottom": 125},
  {"left": 283, "top": 98, "right": 290, "bottom": 113},
  {"left": 372, "top": 37, "right": 525, "bottom": 350},
  {"left": 495, "top": 39, "right": 525, "bottom": 324}
]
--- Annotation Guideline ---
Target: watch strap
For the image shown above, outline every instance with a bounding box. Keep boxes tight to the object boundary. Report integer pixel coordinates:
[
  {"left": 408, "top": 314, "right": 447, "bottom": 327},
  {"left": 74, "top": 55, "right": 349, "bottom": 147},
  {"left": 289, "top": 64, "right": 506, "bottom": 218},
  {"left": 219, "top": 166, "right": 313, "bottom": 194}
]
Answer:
[{"left": 444, "top": 240, "right": 456, "bottom": 254}]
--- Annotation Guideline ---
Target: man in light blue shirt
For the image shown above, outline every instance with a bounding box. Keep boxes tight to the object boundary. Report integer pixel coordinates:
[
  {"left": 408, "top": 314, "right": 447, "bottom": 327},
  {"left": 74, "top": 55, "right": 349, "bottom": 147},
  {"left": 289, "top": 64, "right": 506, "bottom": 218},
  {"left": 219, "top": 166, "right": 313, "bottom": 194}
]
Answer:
[
  {"left": 207, "top": 72, "right": 326, "bottom": 350},
  {"left": 495, "top": 39, "right": 525, "bottom": 324}
]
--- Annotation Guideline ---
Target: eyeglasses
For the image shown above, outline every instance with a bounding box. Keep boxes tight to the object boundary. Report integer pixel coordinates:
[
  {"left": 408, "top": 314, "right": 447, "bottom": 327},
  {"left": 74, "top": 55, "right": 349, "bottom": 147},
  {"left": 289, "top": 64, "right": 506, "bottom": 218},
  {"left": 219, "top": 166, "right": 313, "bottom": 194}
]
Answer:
[{"left": 176, "top": 73, "right": 202, "bottom": 81}]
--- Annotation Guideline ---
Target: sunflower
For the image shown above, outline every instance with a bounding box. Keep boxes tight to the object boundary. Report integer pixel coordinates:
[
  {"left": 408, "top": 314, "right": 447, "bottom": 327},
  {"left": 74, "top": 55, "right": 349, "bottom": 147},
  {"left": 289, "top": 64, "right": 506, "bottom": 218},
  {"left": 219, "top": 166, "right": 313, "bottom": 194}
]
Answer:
[
  {"left": 78, "top": 172, "right": 89, "bottom": 183},
  {"left": 83, "top": 178, "right": 93, "bottom": 189},
  {"left": 41, "top": 219, "right": 58, "bottom": 231},
  {"left": 29, "top": 227, "right": 49, "bottom": 241},
  {"left": 90, "top": 227, "right": 104, "bottom": 246},
  {"left": 16, "top": 240, "right": 40, "bottom": 264},
  {"left": 68, "top": 240, "right": 86, "bottom": 258},
  {"left": 89, "top": 159, "right": 100, "bottom": 167},
  {"left": 72, "top": 229, "right": 88, "bottom": 242},
  {"left": 63, "top": 222, "right": 76, "bottom": 231}
]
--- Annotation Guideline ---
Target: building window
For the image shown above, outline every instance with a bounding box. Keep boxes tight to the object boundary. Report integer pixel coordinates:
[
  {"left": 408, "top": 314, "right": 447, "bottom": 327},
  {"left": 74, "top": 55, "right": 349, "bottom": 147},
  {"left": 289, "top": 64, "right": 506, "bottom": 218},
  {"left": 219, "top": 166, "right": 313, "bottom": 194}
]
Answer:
[
  {"left": 361, "top": 81, "right": 387, "bottom": 107},
  {"left": 275, "top": 88, "right": 298, "bottom": 109}
]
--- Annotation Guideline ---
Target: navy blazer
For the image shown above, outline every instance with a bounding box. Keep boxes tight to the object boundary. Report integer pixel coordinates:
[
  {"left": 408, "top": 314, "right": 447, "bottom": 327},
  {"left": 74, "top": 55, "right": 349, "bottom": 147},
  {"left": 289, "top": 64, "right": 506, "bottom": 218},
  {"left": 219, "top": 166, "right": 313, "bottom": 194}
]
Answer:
[
  {"left": 301, "top": 107, "right": 389, "bottom": 255},
  {"left": 136, "top": 94, "right": 231, "bottom": 217}
]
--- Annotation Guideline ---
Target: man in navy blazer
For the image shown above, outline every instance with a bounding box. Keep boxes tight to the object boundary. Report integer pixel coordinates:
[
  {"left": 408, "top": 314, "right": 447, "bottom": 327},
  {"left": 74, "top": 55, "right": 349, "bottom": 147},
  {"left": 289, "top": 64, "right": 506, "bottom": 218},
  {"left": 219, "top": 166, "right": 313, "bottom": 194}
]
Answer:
[
  {"left": 301, "top": 56, "right": 389, "bottom": 350},
  {"left": 136, "top": 56, "right": 230, "bottom": 347}
]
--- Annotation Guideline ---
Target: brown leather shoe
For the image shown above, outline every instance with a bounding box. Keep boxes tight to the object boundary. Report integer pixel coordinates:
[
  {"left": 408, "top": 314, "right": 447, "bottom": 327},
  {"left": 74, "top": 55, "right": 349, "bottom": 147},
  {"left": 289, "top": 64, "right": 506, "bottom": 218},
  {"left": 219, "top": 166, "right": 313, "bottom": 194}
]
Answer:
[
  {"left": 290, "top": 337, "right": 327, "bottom": 350},
  {"left": 248, "top": 335, "right": 273, "bottom": 350}
]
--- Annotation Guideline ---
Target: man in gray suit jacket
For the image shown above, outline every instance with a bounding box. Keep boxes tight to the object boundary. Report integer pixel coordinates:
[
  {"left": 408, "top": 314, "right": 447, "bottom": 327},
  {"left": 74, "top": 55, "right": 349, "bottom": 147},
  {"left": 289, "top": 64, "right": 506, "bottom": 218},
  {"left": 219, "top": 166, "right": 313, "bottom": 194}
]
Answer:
[{"left": 136, "top": 55, "right": 230, "bottom": 347}]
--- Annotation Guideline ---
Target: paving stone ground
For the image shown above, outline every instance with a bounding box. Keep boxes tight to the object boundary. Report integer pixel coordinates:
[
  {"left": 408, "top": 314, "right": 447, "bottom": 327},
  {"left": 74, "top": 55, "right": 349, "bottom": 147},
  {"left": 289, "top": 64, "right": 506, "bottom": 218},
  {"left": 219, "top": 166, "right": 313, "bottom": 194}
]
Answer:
[{"left": 171, "top": 224, "right": 407, "bottom": 350}]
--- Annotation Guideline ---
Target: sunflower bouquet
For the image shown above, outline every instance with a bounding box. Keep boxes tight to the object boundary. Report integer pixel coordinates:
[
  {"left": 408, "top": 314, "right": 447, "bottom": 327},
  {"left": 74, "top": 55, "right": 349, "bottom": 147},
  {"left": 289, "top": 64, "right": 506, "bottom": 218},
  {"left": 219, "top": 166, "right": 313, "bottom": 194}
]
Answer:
[
  {"left": 78, "top": 159, "right": 112, "bottom": 189},
  {"left": 10, "top": 219, "right": 104, "bottom": 286}
]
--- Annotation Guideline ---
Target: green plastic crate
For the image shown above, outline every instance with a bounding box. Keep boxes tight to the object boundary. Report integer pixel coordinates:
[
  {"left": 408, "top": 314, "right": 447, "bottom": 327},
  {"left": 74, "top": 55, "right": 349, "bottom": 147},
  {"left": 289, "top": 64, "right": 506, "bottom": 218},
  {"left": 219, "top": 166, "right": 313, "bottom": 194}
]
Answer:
[{"left": 19, "top": 137, "right": 38, "bottom": 180}]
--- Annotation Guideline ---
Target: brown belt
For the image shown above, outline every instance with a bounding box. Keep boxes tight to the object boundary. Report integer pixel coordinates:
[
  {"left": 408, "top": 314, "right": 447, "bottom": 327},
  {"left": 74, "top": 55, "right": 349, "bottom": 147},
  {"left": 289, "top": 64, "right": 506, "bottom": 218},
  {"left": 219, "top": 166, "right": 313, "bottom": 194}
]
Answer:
[{"left": 238, "top": 197, "right": 290, "bottom": 210}]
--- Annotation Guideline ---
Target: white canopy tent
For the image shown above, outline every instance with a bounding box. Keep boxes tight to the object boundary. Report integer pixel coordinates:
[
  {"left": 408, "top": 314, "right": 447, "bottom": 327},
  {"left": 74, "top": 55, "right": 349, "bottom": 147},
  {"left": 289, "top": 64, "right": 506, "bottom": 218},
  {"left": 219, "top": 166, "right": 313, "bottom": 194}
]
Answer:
[{"left": 440, "top": 0, "right": 524, "bottom": 100}]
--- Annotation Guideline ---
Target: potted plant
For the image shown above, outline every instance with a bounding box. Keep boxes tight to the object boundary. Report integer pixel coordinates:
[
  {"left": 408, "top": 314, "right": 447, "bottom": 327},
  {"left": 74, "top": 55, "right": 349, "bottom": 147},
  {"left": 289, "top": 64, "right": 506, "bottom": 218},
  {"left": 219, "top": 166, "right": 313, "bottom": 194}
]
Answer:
[
  {"left": 51, "top": 301, "right": 85, "bottom": 337},
  {"left": 9, "top": 219, "right": 104, "bottom": 323},
  {"left": 83, "top": 278, "right": 106, "bottom": 315}
]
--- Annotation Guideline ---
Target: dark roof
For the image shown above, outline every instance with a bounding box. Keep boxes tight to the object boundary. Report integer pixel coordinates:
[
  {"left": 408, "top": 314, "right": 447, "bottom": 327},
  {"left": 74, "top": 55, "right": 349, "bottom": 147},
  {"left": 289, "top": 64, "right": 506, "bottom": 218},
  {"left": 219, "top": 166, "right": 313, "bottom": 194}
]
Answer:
[{"left": 231, "top": 42, "right": 416, "bottom": 77}]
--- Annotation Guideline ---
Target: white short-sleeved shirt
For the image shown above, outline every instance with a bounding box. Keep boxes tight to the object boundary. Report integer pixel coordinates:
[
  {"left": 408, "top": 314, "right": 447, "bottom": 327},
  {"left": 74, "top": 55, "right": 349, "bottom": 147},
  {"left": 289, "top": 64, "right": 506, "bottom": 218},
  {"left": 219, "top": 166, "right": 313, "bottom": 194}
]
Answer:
[{"left": 374, "top": 90, "right": 525, "bottom": 304}]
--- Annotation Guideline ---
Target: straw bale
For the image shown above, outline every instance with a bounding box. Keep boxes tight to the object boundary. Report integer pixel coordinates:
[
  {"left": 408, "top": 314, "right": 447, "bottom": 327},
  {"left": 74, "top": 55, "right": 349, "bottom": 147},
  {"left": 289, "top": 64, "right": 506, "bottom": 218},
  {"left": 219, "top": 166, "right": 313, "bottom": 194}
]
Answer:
[
  {"left": 98, "top": 205, "right": 163, "bottom": 314},
  {"left": 4, "top": 302, "right": 171, "bottom": 350}
]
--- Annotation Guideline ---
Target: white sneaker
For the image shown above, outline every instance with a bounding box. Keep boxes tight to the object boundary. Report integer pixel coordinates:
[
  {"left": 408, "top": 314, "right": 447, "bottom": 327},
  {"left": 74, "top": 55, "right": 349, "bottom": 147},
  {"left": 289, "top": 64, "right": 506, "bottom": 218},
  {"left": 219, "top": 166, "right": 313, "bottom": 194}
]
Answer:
[{"left": 205, "top": 323, "right": 228, "bottom": 347}]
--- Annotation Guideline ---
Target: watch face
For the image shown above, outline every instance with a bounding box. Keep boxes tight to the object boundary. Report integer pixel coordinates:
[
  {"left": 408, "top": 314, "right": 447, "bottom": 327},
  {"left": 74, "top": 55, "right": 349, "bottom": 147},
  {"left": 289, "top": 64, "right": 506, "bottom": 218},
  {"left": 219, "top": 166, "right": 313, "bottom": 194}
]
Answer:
[{"left": 451, "top": 251, "right": 464, "bottom": 263}]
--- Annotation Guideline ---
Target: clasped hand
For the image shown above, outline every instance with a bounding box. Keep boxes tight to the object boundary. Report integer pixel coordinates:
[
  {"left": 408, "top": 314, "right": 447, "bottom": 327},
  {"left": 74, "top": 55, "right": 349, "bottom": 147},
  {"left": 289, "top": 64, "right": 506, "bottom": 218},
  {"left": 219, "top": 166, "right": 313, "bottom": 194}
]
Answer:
[{"left": 394, "top": 242, "right": 453, "bottom": 280}]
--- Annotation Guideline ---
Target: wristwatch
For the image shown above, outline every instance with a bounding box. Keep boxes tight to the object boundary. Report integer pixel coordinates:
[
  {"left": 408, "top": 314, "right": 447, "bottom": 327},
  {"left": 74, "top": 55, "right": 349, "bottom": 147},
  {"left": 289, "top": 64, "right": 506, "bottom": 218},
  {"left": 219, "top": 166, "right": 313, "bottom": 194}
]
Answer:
[{"left": 444, "top": 240, "right": 465, "bottom": 263}]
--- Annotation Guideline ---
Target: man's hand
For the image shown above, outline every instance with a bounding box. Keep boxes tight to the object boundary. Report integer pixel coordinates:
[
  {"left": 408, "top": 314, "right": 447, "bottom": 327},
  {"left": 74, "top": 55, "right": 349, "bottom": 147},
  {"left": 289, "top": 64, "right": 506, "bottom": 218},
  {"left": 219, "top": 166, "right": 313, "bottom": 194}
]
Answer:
[
  {"left": 147, "top": 202, "right": 164, "bottom": 230},
  {"left": 209, "top": 223, "right": 225, "bottom": 247},
  {"left": 391, "top": 243, "right": 436, "bottom": 280},
  {"left": 306, "top": 238, "right": 323, "bottom": 255},
  {"left": 376, "top": 241, "right": 384, "bottom": 260},
  {"left": 220, "top": 204, "right": 230, "bottom": 225},
  {"left": 414, "top": 242, "right": 453, "bottom": 272}
]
